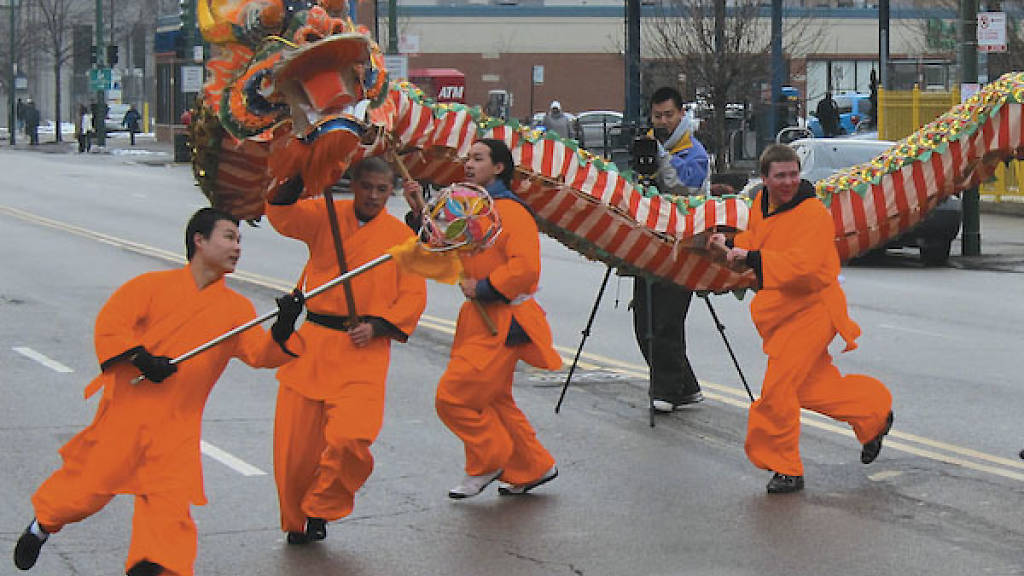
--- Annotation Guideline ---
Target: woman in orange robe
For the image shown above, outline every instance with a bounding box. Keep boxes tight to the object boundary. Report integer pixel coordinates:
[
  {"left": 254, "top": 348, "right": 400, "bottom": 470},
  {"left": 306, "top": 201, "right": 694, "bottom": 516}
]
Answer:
[
  {"left": 265, "top": 158, "right": 427, "bottom": 544},
  {"left": 14, "top": 208, "right": 305, "bottom": 576},
  {"left": 711, "top": 144, "right": 893, "bottom": 494},
  {"left": 408, "top": 139, "right": 561, "bottom": 499}
]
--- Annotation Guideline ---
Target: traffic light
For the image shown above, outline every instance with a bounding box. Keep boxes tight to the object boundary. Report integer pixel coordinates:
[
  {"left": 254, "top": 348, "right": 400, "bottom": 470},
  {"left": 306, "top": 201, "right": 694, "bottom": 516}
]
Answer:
[
  {"left": 179, "top": 0, "right": 195, "bottom": 41},
  {"left": 106, "top": 45, "right": 119, "bottom": 65},
  {"left": 90, "top": 45, "right": 97, "bottom": 64}
]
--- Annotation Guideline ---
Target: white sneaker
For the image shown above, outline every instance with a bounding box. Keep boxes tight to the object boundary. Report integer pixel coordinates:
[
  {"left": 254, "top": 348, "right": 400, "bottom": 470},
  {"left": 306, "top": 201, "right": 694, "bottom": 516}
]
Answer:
[
  {"left": 651, "top": 399, "right": 675, "bottom": 413},
  {"left": 497, "top": 466, "right": 558, "bottom": 496},
  {"left": 448, "top": 468, "right": 503, "bottom": 499}
]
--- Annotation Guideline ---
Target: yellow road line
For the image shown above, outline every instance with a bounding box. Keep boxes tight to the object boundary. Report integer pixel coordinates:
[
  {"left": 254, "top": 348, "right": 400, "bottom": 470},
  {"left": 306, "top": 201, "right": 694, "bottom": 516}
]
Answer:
[{"left": 4, "top": 202, "right": 1021, "bottom": 482}]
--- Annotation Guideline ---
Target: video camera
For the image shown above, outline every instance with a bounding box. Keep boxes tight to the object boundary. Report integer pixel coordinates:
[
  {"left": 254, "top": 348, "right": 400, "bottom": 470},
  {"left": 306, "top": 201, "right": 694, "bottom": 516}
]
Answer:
[{"left": 630, "top": 127, "right": 660, "bottom": 186}]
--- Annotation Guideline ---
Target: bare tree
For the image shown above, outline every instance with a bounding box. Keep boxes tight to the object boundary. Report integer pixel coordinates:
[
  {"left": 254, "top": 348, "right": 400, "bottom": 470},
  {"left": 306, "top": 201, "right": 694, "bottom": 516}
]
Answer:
[
  {"left": 0, "top": 1, "right": 36, "bottom": 106},
  {"left": 648, "top": 0, "right": 817, "bottom": 171},
  {"left": 29, "top": 0, "right": 88, "bottom": 142}
]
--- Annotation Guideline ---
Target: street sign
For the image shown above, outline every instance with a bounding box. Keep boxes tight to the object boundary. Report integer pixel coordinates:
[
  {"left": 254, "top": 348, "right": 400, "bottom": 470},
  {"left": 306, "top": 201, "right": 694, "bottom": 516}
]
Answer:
[
  {"left": 88, "top": 68, "right": 112, "bottom": 91},
  {"left": 181, "top": 65, "right": 204, "bottom": 93},
  {"left": 978, "top": 12, "right": 1007, "bottom": 53},
  {"left": 384, "top": 54, "right": 408, "bottom": 82},
  {"left": 532, "top": 65, "right": 544, "bottom": 85}
]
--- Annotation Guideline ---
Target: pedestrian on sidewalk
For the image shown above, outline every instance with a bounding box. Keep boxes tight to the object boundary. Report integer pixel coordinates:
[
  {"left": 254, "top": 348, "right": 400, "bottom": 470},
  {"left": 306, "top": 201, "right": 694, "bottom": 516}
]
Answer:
[
  {"left": 123, "top": 105, "right": 142, "bottom": 146},
  {"left": 541, "top": 100, "right": 570, "bottom": 139},
  {"left": 23, "top": 99, "right": 40, "bottom": 145},
  {"left": 709, "top": 144, "right": 893, "bottom": 495},
  {"left": 264, "top": 158, "right": 426, "bottom": 545},
  {"left": 404, "top": 139, "right": 561, "bottom": 499},
  {"left": 13, "top": 207, "right": 306, "bottom": 575},
  {"left": 75, "top": 104, "right": 92, "bottom": 153}
]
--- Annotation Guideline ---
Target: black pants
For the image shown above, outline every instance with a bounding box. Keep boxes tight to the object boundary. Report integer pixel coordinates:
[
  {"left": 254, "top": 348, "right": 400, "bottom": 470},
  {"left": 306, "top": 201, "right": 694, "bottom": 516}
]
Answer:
[{"left": 632, "top": 276, "right": 700, "bottom": 403}]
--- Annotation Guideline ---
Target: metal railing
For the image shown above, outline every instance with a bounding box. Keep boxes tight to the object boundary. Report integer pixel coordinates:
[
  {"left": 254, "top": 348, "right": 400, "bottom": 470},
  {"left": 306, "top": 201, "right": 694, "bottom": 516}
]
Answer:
[{"left": 879, "top": 84, "right": 1023, "bottom": 202}]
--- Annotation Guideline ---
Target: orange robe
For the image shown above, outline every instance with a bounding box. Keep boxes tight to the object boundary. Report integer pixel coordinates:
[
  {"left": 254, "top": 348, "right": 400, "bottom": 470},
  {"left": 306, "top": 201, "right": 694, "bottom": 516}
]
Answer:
[
  {"left": 733, "top": 187, "right": 892, "bottom": 477},
  {"left": 435, "top": 198, "right": 562, "bottom": 485},
  {"left": 265, "top": 198, "right": 426, "bottom": 532},
  {"left": 31, "top": 265, "right": 302, "bottom": 576}
]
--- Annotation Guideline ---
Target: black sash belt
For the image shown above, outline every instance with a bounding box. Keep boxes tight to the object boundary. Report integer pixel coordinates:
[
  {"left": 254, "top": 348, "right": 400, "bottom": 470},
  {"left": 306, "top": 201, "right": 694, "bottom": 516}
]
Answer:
[{"left": 307, "top": 311, "right": 354, "bottom": 331}]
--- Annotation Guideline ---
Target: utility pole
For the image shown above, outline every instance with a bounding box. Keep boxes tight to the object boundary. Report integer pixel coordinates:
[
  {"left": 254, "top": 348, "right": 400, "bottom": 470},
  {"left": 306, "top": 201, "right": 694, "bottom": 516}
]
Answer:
[
  {"left": 769, "top": 0, "right": 782, "bottom": 141},
  {"left": 95, "top": 0, "right": 106, "bottom": 146},
  {"left": 879, "top": 0, "right": 889, "bottom": 89},
  {"left": 624, "top": 0, "right": 641, "bottom": 126},
  {"left": 961, "top": 0, "right": 980, "bottom": 256},
  {"left": 8, "top": 0, "right": 16, "bottom": 145}
]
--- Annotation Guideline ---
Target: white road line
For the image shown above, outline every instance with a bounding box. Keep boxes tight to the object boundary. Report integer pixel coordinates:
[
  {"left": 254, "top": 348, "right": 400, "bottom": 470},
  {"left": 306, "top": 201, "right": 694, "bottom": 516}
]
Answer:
[
  {"left": 200, "top": 440, "right": 267, "bottom": 477},
  {"left": 12, "top": 347, "right": 74, "bottom": 373},
  {"left": 879, "top": 323, "right": 957, "bottom": 340}
]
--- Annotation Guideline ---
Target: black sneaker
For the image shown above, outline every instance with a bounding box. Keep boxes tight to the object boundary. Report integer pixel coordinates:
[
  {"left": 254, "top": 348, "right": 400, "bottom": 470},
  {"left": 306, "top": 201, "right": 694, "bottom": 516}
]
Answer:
[
  {"left": 286, "top": 517, "right": 327, "bottom": 545},
  {"left": 306, "top": 517, "right": 327, "bottom": 541},
  {"left": 766, "top": 472, "right": 805, "bottom": 494},
  {"left": 126, "top": 560, "right": 164, "bottom": 576},
  {"left": 13, "top": 521, "right": 47, "bottom": 570},
  {"left": 861, "top": 411, "right": 894, "bottom": 464}
]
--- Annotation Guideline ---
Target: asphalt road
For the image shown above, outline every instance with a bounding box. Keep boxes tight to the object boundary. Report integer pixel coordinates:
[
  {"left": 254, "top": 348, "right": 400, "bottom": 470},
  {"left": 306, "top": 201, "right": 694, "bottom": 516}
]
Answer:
[{"left": 1, "top": 150, "right": 1023, "bottom": 575}]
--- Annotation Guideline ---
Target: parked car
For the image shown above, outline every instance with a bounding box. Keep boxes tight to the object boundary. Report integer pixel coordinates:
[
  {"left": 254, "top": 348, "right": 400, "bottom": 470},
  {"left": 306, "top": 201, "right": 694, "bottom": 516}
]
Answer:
[
  {"left": 105, "top": 103, "right": 131, "bottom": 132},
  {"left": 807, "top": 92, "right": 872, "bottom": 137},
  {"left": 744, "top": 137, "right": 961, "bottom": 265},
  {"left": 572, "top": 110, "right": 623, "bottom": 152}
]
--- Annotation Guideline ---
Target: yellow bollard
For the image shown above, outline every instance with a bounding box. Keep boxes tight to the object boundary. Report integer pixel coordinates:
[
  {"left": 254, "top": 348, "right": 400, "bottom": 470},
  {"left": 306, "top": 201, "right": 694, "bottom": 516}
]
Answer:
[
  {"left": 143, "top": 102, "right": 150, "bottom": 133},
  {"left": 878, "top": 87, "right": 886, "bottom": 140},
  {"left": 912, "top": 83, "right": 920, "bottom": 131}
]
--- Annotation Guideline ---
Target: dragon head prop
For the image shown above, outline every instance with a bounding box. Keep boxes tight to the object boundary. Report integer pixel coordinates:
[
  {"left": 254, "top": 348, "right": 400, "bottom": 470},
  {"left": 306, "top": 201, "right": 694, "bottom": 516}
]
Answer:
[{"left": 193, "top": 0, "right": 391, "bottom": 215}]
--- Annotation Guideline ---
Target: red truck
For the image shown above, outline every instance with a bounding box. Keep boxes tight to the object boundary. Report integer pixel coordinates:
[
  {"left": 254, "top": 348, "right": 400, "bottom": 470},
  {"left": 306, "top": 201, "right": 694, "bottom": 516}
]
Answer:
[{"left": 407, "top": 68, "right": 466, "bottom": 104}]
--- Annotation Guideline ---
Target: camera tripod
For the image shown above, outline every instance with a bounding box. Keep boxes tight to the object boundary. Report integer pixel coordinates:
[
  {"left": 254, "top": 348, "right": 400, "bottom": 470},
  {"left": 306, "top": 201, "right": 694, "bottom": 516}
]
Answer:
[{"left": 555, "top": 266, "right": 755, "bottom": 427}]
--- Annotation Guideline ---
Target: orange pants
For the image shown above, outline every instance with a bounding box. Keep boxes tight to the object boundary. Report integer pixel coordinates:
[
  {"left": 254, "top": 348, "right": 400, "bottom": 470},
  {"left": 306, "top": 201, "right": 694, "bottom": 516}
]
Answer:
[
  {"left": 745, "top": 307, "right": 892, "bottom": 477},
  {"left": 435, "top": 346, "right": 555, "bottom": 485},
  {"left": 33, "top": 470, "right": 195, "bottom": 576},
  {"left": 273, "top": 383, "right": 382, "bottom": 533}
]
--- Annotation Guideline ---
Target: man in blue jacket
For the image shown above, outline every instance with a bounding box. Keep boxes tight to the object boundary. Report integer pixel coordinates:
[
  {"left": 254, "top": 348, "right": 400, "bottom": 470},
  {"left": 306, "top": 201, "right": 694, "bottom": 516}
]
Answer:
[{"left": 633, "top": 86, "right": 709, "bottom": 414}]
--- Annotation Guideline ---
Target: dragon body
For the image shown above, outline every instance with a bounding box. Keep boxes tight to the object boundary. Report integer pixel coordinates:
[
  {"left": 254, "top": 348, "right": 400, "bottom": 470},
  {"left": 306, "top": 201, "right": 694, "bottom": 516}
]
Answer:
[{"left": 189, "top": 1, "right": 1024, "bottom": 291}]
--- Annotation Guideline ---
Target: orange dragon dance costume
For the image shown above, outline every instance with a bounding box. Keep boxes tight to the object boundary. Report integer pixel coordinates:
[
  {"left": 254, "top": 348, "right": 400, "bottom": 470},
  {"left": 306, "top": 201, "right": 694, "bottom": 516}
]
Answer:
[{"left": 733, "top": 183, "right": 892, "bottom": 477}]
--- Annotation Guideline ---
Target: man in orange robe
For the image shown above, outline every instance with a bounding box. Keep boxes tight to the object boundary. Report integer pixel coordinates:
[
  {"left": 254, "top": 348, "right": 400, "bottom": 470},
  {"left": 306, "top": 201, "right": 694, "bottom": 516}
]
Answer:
[
  {"left": 265, "top": 157, "right": 427, "bottom": 544},
  {"left": 710, "top": 144, "right": 893, "bottom": 494},
  {"left": 406, "top": 139, "right": 561, "bottom": 499},
  {"left": 13, "top": 208, "right": 306, "bottom": 575}
]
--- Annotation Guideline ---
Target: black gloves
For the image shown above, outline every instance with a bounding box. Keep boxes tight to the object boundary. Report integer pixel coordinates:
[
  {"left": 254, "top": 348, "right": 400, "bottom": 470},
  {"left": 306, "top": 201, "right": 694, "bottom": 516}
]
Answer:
[
  {"left": 130, "top": 348, "right": 178, "bottom": 383},
  {"left": 269, "top": 176, "right": 304, "bottom": 206},
  {"left": 272, "top": 289, "right": 305, "bottom": 346}
]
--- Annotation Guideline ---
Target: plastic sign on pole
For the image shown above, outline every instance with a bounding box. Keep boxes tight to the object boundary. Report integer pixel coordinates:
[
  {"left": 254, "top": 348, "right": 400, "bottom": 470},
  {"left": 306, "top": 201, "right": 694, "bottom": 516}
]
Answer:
[
  {"left": 532, "top": 65, "right": 544, "bottom": 85},
  {"left": 977, "top": 12, "right": 1007, "bottom": 53},
  {"left": 181, "top": 65, "right": 204, "bottom": 93}
]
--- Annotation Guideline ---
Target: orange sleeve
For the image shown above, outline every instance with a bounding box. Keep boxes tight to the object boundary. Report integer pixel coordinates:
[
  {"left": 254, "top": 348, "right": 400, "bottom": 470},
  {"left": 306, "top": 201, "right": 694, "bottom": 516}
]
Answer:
[
  {"left": 487, "top": 201, "right": 542, "bottom": 300},
  {"left": 758, "top": 204, "right": 834, "bottom": 292},
  {"left": 265, "top": 197, "right": 323, "bottom": 244},
  {"left": 93, "top": 274, "right": 153, "bottom": 367},
  {"left": 378, "top": 261, "right": 427, "bottom": 340}
]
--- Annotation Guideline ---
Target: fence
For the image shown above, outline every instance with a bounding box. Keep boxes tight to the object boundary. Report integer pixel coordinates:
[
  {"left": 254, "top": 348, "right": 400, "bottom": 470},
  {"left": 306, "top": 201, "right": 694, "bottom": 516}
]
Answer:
[{"left": 879, "top": 85, "right": 1023, "bottom": 202}]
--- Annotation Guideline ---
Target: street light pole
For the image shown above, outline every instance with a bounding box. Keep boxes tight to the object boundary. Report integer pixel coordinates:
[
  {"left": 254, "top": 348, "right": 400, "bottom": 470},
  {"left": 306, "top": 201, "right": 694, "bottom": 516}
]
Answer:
[
  {"left": 387, "top": 0, "right": 397, "bottom": 54},
  {"left": 8, "top": 0, "right": 16, "bottom": 145},
  {"left": 95, "top": 0, "right": 106, "bottom": 146},
  {"left": 961, "top": 0, "right": 980, "bottom": 256},
  {"left": 769, "top": 0, "right": 782, "bottom": 141}
]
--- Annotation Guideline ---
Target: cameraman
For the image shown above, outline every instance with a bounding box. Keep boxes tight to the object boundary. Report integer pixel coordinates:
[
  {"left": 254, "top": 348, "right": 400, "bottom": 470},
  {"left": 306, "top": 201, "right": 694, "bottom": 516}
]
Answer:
[{"left": 632, "top": 86, "right": 709, "bottom": 413}]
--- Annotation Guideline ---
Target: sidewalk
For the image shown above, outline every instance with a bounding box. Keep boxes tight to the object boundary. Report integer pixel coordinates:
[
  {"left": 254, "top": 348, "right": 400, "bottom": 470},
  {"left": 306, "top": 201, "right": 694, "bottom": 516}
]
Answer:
[{"left": 0, "top": 128, "right": 174, "bottom": 164}]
